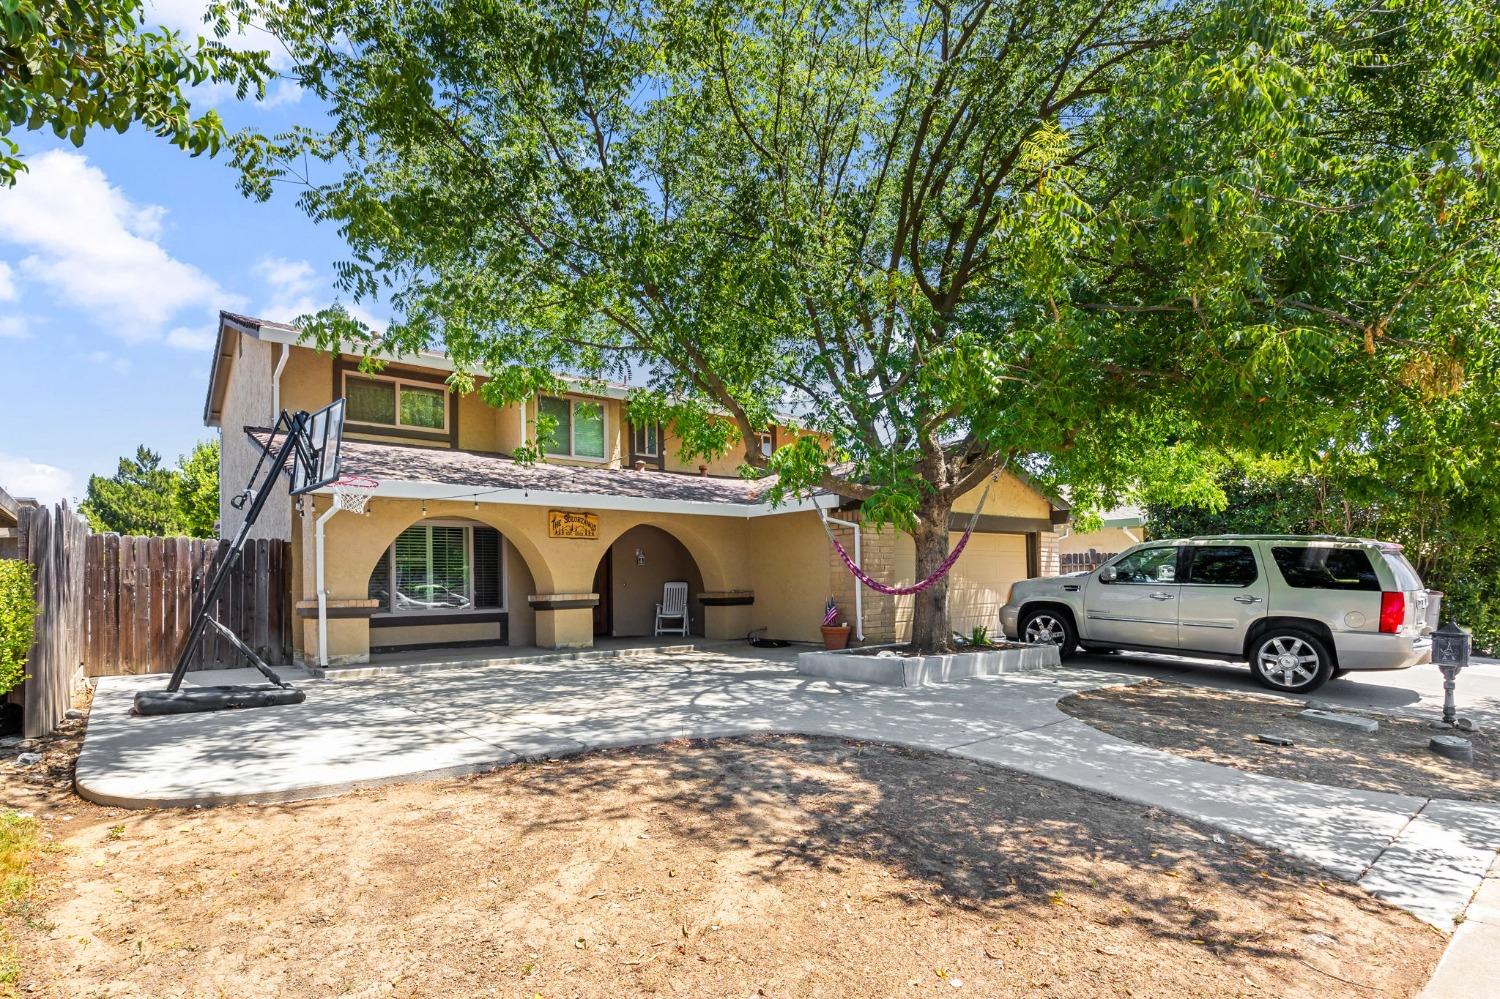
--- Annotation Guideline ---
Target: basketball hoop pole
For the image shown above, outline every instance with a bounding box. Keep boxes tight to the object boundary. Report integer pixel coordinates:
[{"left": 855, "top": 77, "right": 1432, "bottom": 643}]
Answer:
[{"left": 160, "top": 412, "right": 309, "bottom": 694}]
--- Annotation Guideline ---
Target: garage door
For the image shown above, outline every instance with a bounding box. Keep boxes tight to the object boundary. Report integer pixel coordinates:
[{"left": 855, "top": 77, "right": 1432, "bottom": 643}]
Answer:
[{"left": 946, "top": 532, "right": 1028, "bottom": 637}]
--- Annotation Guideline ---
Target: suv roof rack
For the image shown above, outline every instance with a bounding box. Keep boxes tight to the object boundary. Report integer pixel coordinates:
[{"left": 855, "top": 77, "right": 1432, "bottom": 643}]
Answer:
[{"left": 1184, "top": 534, "right": 1373, "bottom": 543}]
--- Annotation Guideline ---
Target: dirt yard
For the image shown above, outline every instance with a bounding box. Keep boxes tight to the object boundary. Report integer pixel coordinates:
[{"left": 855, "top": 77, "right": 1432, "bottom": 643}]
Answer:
[
  {"left": 1060, "top": 679, "right": 1497, "bottom": 800},
  {"left": 3, "top": 722, "right": 1444, "bottom": 998}
]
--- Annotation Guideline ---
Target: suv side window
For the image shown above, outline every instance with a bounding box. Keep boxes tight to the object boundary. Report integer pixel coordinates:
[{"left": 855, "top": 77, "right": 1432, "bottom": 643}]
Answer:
[
  {"left": 1184, "top": 545, "right": 1257, "bottom": 586},
  {"left": 1106, "top": 546, "right": 1178, "bottom": 584},
  {"left": 1270, "top": 546, "right": 1380, "bottom": 591}
]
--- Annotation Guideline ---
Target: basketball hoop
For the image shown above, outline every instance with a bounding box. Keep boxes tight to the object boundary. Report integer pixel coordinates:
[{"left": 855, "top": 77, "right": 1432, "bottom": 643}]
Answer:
[{"left": 330, "top": 475, "right": 379, "bottom": 515}]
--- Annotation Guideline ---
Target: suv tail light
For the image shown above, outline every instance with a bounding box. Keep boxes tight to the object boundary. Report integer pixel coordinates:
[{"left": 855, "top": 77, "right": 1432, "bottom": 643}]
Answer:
[{"left": 1379, "top": 591, "right": 1405, "bottom": 634}]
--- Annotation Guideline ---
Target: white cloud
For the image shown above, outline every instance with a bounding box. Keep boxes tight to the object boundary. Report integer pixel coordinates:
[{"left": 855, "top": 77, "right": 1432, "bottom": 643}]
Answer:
[
  {"left": 0, "top": 316, "right": 30, "bottom": 340},
  {"left": 82, "top": 350, "right": 132, "bottom": 374},
  {"left": 165, "top": 325, "right": 217, "bottom": 351},
  {"left": 0, "top": 151, "right": 243, "bottom": 339},
  {"left": 0, "top": 261, "right": 15, "bottom": 302},
  {"left": 252, "top": 256, "right": 384, "bottom": 333},
  {"left": 0, "top": 453, "right": 80, "bottom": 506}
]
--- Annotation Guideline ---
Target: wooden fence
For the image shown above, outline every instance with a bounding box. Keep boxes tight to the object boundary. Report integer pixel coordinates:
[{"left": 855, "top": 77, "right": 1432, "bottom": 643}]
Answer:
[
  {"left": 81, "top": 534, "right": 292, "bottom": 677},
  {"left": 15, "top": 505, "right": 293, "bottom": 734},
  {"left": 19, "top": 502, "right": 88, "bottom": 738},
  {"left": 1060, "top": 548, "right": 1119, "bottom": 573}
]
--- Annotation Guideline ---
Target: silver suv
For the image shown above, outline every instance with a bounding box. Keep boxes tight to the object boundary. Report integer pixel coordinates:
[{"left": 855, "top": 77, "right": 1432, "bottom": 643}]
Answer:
[{"left": 999, "top": 535, "right": 1437, "bottom": 693}]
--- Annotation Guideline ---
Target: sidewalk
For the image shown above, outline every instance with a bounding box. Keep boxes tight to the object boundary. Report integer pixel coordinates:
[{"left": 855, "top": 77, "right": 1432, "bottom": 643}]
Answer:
[{"left": 77, "top": 647, "right": 1500, "bottom": 931}]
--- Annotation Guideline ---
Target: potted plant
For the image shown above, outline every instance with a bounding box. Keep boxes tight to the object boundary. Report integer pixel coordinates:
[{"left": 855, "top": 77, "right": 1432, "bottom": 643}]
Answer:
[{"left": 820, "top": 597, "right": 851, "bottom": 650}]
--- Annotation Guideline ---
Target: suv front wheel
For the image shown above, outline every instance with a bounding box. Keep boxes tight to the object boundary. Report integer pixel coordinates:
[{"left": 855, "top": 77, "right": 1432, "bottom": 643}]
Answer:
[
  {"left": 1248, "top": 628, "right": 1334, "bottom": 694},
  {"left": 1019, "top": 607, "right": 1078, "bottom": 659}
]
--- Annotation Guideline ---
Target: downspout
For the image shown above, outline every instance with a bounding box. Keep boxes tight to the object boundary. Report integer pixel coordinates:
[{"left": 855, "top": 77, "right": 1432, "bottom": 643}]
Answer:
[
  {"left": 315, "top": 498, "right": 340, "bottom": 667},
  {"left": 518, "top": 394, "right": 528, "bottom": 449},
  {"left": 822, "top": 510, "right": 864, "bottom": 642},
  {"left": 271, "top": 343, "right": 290, "bottom": 419}
]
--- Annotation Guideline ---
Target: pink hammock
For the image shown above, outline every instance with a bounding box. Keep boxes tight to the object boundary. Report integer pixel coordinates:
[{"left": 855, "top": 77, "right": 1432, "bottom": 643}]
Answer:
[{"left": 820, "top": 478, "right": 995, "bottom": 597}]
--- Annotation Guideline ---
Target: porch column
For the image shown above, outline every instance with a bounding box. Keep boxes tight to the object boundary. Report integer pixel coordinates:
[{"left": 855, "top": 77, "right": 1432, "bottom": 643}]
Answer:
[
  {"left": 527, "top": 593, "right": 598, "bottom": 649},
  {"left": 698, "top": 590, "right": 755, "bottom": 640}
]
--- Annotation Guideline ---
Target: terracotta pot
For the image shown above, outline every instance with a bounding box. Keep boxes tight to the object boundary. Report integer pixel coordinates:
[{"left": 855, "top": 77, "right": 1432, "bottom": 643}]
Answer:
[{"left": 821, "top": 625, "right": 852, "bottom": 651}]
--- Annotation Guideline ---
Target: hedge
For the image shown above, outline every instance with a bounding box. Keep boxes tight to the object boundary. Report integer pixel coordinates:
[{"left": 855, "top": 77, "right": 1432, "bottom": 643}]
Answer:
[{"left": 0, "top": 560, "right": 36, "bottom": 697}]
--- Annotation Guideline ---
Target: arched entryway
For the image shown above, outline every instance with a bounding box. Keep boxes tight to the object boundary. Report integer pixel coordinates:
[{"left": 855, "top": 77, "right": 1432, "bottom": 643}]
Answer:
[{"left": 591, "top": 525, "right": 706, "bottom": 638}]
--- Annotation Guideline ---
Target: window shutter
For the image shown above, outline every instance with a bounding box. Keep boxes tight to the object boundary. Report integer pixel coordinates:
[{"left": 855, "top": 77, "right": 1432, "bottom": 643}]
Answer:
[{"left": 473, "top": 528, "right": 502, "bottom": 608}]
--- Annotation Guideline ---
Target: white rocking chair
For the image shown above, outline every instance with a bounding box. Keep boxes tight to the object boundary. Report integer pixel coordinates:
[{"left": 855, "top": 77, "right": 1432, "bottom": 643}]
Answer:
[{"left": 654, "top": 581, "right": 691, "bottom": 637}]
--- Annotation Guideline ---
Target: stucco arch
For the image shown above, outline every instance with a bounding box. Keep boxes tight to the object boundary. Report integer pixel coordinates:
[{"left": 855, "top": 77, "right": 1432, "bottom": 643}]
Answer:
[
  {"left": 316, "top": 497, "right": 560, "bottom": 602},
  {"left": 592, "top": 514, "right": 741, "bottom": 594}
]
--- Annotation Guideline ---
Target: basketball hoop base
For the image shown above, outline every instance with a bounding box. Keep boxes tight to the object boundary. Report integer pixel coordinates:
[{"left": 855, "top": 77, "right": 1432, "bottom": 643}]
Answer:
[{"left": 134, "top": 685, "right": 306, "bottom": 716}]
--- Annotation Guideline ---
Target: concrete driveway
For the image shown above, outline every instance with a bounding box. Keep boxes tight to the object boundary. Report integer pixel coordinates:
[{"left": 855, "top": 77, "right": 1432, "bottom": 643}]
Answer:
[
  {"left": 1064, "top": 649, "right": 1500, "bottom": 726},
  {"left": 76, "top": 646, "right": 1500, "bottom": 931}
]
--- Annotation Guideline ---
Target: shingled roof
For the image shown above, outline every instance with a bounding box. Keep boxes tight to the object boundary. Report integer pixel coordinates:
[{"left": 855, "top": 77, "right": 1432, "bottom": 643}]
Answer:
[{"left": 247, "top": 429, "right": 799, "bottom": 510}]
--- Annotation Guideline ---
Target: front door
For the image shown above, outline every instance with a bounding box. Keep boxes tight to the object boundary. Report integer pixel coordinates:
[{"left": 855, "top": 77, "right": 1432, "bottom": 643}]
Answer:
[
  {"left": 1083, "top": 545, "right": 1181, "bottom": 648},
  {"left": 592, "top": 555, "right": 611, "bottom": 636},
  {"left": 1176, "top": 543, "right": 1267, "bottom": 653}
]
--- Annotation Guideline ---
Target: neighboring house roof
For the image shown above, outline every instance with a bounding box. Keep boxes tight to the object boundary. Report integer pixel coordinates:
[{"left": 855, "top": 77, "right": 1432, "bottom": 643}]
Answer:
[
  {"left": 0, "top": 486, "right": 18, "bottom": 529},
  {"left": 246, "top": 429, "right": 810, "bottom": 517},
  {"left": 1099, "top": 505, "right": 1145, "bottom": 529}
]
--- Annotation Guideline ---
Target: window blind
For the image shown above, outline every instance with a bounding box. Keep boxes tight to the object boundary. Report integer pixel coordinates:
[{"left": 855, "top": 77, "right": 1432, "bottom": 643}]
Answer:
[{"left": 473, "top": 528, "right": 501, "bottom": 608}]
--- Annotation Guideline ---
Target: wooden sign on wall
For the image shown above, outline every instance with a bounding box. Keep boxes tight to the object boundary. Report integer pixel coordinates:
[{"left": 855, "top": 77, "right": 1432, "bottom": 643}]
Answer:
[{"left": 548, "top": 510, "right": 599, "bottom": 540}]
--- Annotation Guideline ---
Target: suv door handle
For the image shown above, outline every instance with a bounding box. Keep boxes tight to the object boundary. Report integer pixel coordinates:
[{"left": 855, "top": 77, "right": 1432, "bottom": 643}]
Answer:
[
  {"left": 1149, "top": 591, "right": 1174, "bottom": 601},
  {"left": 1233, "top": 595, "right": 1262, "bottom": 604}
]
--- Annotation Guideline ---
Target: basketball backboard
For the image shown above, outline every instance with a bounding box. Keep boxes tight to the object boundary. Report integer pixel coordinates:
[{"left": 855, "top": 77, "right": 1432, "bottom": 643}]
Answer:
[{"left": 290, "top": 397, "right": 346, "bottom": 495}]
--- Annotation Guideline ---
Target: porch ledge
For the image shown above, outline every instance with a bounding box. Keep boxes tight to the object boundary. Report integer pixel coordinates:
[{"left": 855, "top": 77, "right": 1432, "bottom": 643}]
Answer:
[
  {"left": 528, "top": 592, "right": 600, "bottom": 611},
  {"left": 295, "top": 598, "right": 381, "bottom": 619},
  {"left": 698, "top": 590, "right": 755, "bottom": 606}
]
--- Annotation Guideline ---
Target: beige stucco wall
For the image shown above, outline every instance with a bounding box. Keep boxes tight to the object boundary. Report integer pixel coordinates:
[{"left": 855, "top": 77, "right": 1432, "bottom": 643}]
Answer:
[
  {"left": 606, "top": 525, "right": 706, "bottom": 637},
  {"left": 1059, "top": 525, "right": 1140, "bottom": 557},
  {"left": 218, "top": 332, "right": 294, "bottom": 542}
]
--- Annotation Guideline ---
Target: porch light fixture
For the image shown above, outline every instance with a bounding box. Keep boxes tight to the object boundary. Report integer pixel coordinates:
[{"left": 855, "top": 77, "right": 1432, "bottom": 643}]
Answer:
[{"left": 635, "top": 547, "right": 646, "bottom": 566}]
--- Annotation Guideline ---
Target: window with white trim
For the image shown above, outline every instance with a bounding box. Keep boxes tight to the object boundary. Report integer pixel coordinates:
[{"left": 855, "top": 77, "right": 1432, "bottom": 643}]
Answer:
[
  {"left": 757, "top": 431, "right": 773, "bottom": 457},
  {"left": 367, "top": 523, "right": 505, "bottom": 613},
  {"left": 345, "top": 373, "right": 449, "bottom": 431},
  {"left": 540, "top": 396, "right": 606, "bottom": 459}
]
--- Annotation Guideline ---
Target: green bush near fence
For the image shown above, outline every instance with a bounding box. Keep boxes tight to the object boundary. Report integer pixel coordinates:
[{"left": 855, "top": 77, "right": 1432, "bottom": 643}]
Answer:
[{"left": 0, "top": 560, "right": 37, "bottom": 697}]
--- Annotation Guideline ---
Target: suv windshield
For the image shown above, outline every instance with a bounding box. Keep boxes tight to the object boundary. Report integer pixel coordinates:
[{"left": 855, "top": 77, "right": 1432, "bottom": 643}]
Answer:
[{"left": 1270, "top": 546, "right": 1379, "bottom": 591}]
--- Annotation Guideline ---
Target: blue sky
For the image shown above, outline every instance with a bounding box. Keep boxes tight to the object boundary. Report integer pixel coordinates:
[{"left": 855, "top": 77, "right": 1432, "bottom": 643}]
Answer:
[{"left": 0, "top": 2, "right": 378, "bottom": 504}]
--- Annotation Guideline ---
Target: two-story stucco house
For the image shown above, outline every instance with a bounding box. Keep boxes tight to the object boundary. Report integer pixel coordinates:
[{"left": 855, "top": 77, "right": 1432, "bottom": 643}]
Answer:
[{"left": 202, "top": 311, "right": 1068, "bottom": 666}]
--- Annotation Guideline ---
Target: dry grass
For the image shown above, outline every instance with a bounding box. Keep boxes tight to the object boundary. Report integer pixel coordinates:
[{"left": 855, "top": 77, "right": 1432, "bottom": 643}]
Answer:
[
  {"left": 4, "top": 732, "right": 1444, "bottom": 998},
  {"left": 1060, "top": 679, "right": 1497, "bottom": 800}
]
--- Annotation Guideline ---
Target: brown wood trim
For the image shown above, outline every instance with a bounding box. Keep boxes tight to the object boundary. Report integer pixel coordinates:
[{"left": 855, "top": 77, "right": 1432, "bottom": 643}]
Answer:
[
  {"left": 296, "top": 605, "right": 380, "bottom": 619},
  {"left": 1026, "top": 532, "right": 1040, "bottom": 577},
  {"left": 698, "top": 593, "right": 754, "bottom": 606},
  {"left": 947, "top": 514, "right": 1055, "bottom": 534},
  {"left": 529, "top": 597, "right": 599, "bottom": 611},
  {"left": 370, "top": 610, "right": 509, "bottom": 628},
  {"left": 334, "top": 355, "right": 458, "bottom": 446},
  {"left": 346, "top": 423, "right": 453, "bottom": 444}
]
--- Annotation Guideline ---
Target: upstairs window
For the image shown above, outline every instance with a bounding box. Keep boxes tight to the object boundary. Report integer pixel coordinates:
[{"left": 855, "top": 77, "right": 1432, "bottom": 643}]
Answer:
[
  {"left": 346, "top": 374, "right": 448, "bottom": 431},
  {"left": 540, "top": 396, "right": 606, "bottom": 459},
  {"left": 632, "top": 421, "right": 659, "bottom": 457}
]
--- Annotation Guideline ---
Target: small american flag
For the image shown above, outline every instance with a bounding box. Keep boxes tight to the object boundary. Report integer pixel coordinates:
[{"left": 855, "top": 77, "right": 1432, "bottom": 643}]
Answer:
[{"left": 823, "top": 597, "right": 840, "bottom": 626}]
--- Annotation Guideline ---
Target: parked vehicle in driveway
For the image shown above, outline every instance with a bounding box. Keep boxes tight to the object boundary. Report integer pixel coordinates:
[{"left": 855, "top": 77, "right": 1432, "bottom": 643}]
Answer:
[{"left": 999, "top": 535, "right": 1437, "bottom": 693}]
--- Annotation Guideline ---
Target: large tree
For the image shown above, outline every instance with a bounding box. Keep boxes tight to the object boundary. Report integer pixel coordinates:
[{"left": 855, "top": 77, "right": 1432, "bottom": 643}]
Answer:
[
  {"left": 0, "top": 0, "right": 269, "bottom": 185},
  {"left": 81, "top": 441, "right": 220, "bottom": 538},
  {"left": 228, "top": 0, "right": 1499, "bottom": 649}
]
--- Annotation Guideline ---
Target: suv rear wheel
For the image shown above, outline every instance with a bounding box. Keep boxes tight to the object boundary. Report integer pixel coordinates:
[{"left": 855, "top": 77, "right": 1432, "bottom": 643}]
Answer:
[
  {"left": 1248, "top": 628, "right": 1334, "bottom": 693},
  {"left": 1020, "top": 607, "right": 1078, "bottom": 659}
]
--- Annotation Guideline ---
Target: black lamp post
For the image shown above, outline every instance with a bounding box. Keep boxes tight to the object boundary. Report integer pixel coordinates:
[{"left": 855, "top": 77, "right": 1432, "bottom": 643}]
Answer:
[{"left": 1432, "top": 620, "right": 1471, "bottom": 727}]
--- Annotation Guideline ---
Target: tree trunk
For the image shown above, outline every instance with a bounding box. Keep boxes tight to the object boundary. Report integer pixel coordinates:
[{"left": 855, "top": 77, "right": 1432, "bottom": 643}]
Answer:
[{"left": 909, "top": 503, "right": 953, "bottom": 652}]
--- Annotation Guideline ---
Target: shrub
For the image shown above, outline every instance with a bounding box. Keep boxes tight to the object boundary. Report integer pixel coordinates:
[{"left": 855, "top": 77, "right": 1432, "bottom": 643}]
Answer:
[{"left": 0, "top": 560, "right": 37, "bottom": 697}]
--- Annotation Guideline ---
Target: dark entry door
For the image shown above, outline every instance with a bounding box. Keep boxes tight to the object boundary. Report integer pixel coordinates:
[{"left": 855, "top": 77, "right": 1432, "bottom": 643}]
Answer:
[{"left": 592, "top": 554, "right": 612, "bottom": 636}]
